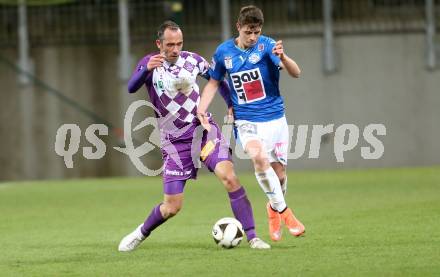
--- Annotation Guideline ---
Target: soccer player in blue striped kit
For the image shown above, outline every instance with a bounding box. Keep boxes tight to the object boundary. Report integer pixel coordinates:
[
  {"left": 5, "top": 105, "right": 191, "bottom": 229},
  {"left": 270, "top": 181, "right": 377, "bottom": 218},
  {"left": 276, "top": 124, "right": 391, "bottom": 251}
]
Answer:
[
  {"left": 118, "top": 20, "right": 270, "bottom": 251},
  {"left": 198, "top": 6, "right": 305, "bottom": 241}
]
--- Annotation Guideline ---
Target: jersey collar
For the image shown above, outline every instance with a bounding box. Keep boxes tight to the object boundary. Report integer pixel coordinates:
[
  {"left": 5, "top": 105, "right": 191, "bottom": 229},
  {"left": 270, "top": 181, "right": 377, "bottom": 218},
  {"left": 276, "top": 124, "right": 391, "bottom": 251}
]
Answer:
[
  {"left": 232, "top": 37, "right": 260, "bottom": 53},
  {"left": 163, "top": 55, "right": 182, "bottom": 69}
]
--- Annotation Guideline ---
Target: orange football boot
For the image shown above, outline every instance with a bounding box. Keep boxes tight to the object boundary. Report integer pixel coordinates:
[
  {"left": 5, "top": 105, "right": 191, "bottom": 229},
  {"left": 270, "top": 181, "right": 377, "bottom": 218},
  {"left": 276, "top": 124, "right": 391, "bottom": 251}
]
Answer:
[
  {"left": 280, "top": 208, "right": 305, "bottom": 237},
  {"left": 266, "top": 202, "right": 282, "bottom": 241}
]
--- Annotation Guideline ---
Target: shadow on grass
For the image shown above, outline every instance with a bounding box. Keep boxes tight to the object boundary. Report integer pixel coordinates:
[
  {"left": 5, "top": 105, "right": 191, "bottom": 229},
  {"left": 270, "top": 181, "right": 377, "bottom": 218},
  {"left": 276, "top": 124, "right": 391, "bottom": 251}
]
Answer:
[{"left": 9, "top": 238, "right": 302, "bottom": 268}]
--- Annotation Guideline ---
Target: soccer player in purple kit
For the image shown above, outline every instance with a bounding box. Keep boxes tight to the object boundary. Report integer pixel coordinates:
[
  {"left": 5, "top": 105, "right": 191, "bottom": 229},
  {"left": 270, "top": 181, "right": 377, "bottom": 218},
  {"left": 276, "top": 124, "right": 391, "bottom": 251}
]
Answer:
[
  {"left": 118, "top": 20, "right": 270, "bottom": 251},
  {"left": 198, "top": 6, "right": 305, "bottom": 242}
]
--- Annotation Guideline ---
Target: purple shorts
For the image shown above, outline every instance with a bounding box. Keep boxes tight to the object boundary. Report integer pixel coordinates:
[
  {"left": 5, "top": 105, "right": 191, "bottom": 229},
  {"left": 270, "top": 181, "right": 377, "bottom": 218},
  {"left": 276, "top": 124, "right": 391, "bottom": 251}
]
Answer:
[{"left": 161, "top": 120, "right": 231, "bottom": 194}]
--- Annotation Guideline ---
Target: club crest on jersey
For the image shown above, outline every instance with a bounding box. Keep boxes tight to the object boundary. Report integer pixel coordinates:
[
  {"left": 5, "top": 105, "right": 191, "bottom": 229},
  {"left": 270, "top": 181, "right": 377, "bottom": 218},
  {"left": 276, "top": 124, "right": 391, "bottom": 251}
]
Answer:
[
  {"left": 224, "top": 56, "right": 233, "bottom": 69},
  {"left": 230, "top": 68, "right": 266, "bottom": 104},
  {"left": 248, "top": 53, "right": 261, "bottom": 64},
  {"left": 238, "top": 123, "right": 257, "bottom": 135},
  {"left": 258, "top": 43, "right": 264, "bottom": 51},
  {"left": 183, "top": 60, "right": 195, "bottom": 73}
]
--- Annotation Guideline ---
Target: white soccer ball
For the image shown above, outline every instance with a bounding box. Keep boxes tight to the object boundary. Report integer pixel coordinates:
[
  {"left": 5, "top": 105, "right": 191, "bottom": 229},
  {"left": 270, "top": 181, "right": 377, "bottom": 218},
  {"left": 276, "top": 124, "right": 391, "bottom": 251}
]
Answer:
[{"left": 212, "top": 217, "right": 244, "bottom": 249}]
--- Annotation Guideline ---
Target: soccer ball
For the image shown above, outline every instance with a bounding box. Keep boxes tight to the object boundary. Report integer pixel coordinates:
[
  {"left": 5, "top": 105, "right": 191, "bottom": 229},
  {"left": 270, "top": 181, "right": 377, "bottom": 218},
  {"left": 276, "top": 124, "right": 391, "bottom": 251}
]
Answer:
[{"left": 212, "top": 217, "right": 244, "bottom": 249}]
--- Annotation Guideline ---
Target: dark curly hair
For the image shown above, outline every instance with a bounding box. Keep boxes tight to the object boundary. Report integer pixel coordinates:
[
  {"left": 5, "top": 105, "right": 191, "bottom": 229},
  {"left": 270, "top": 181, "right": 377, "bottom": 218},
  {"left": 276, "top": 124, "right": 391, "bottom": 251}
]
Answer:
[{"left": 237, "top": 5, "right": 264, "bottom": 27}]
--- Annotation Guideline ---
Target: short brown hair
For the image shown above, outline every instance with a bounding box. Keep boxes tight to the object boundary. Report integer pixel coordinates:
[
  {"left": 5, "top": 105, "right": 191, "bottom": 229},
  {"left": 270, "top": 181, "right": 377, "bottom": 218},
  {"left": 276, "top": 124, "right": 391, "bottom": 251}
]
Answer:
[
  {"left": 157, "top": 20, "right": 180, "bottom": 40},
  {"left": 237, "top": 5, "right": 264, "bottom": 27}
]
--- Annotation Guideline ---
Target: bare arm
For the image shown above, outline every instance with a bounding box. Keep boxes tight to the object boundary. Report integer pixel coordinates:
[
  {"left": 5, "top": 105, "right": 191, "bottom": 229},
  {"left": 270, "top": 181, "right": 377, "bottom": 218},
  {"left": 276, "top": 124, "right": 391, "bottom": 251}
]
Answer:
[
  {"left": 273, "top": 40, "right": 301, "bottom": 78},
  {"left": 218, "top": 80, "right": 232, "bottom": 108},
  {"left": 280, "top": 55, "right": 301, "bottom": 78},
  {"left": 197, "top": 78, "right": 221, "bottom": 131}
]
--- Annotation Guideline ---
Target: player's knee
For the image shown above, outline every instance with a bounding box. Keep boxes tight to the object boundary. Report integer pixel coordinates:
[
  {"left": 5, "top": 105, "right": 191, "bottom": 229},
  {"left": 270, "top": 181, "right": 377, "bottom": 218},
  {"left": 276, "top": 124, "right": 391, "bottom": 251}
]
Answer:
[
  {"left": 278, "top": 176, "right": 286, "bottom": 185},
  {"left": 252, "top": 154, "right": 270, "bottom": 171},
  {"left": 272, "top": 166, "right": 286, "bottom": 184},
  {"left": 247, "top": 145, "right": 269, "bottom": 170},
  {"left": 162, "top": 203, "right": 182, "bottom": 218},
  {"left": 276, "top": 171, "right": 286, "bottom": 184},
  {"left": 246, "top": 141, "right": 265, "bottom": 159},
  {"left": 214, "top": 161, "right": 240, "bottom": 192},
  {"left": 168, "top": 206, "right": 181, "bottom": 217},
  {"left": 165, "top": 207, "right": 181, "bottom": 218},
  {"left": 220, "top": 173, "right": 240, "bottom": 192},
  {"left": 247, "top": 147, "right": 261, "bottom": 160}
]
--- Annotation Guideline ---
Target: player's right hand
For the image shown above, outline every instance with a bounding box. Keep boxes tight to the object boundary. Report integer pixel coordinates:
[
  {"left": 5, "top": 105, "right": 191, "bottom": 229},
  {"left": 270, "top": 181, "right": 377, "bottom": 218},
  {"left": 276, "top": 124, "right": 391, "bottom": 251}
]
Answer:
[
  {"left": 197, "top": 112, "right": 211, "bottom": 132},
  {"left": 272, "top": 40, "right": 285, "bottom": 60},
  {"left": 147, "top": 54, "right": 165, "bottom": 71}
]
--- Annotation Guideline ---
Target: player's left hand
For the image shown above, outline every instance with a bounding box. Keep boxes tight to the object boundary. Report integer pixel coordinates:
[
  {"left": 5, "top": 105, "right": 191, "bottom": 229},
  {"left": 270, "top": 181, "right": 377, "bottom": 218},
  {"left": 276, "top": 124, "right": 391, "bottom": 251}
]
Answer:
[
  {"left": 272, "top": 40, "right": 285, "bottom": 60},
  {"left": 197, "top": 112, "right": 211, "bottom": 132}
]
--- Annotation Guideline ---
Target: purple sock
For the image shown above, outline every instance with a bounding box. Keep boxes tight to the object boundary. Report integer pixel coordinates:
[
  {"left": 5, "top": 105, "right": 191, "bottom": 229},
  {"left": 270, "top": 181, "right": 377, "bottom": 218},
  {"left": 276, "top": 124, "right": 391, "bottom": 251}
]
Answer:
[
  {"left": 140, "top": 204, "right": 167, "bottom": 237},
  {"left": 228, "top": 186, "right": 257, "bottom": 241}
]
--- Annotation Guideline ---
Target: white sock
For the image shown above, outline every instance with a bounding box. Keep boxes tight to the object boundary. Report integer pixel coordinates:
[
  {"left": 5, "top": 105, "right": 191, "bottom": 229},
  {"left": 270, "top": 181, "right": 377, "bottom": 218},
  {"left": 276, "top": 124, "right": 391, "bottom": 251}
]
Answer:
[{"left": 255, "top": 167, "right": 287, "bottom": 212}]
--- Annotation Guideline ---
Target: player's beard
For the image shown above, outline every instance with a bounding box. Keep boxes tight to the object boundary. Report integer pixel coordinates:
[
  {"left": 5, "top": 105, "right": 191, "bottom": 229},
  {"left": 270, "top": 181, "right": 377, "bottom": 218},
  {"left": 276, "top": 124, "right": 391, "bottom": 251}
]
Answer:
[
  {"left": 161, "top": 49, "right": 179, "bottom": 64},
  {"left": 166, "top": 51, "right": 179, "bottom": 64},
  {"left": 167, "top": 56, "right": 179, "bottom": 64}
]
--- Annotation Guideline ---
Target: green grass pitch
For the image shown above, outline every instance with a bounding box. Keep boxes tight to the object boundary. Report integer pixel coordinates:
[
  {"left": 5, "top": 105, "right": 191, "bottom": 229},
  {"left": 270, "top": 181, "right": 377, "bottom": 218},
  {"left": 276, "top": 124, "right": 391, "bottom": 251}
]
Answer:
[{"left": 1, "top": 167, "right": 439, "bottom": 276}]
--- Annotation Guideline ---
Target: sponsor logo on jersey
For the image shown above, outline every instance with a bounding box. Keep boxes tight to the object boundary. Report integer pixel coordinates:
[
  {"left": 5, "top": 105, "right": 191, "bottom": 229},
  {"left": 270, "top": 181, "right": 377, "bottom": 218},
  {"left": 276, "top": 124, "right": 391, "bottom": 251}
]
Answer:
[
  {"left": 248, "top": 53, "right": 261, "bottom": 64},
  {"left": 158, "top": 80, "right": 164, "bottom": 90},
  {"left": 165, "top": 169, "right": 192, "bottom": 176},
  {"left": 165, "top": 169, "right": 182, "bottom": 176},
  {"left": 200, "top": 139, "right": 219, "bottom": 161},
  {"left": 238, "top": 123, "right": 257, "bottom": 135},
  {"left": 230, "top": 68, "right": 266, "bottom": 104},
  {"left": 275, "top": 142, "right": 287, "bottom": 158},
  {"left": 169, "top": 64, "right": 180, "bottom": 75},
  {"left": 224, "top": 56, "right": 233, "bottom": 69},
  {"left": 274, "top": 142, "right": 287, "bottom": 164}
]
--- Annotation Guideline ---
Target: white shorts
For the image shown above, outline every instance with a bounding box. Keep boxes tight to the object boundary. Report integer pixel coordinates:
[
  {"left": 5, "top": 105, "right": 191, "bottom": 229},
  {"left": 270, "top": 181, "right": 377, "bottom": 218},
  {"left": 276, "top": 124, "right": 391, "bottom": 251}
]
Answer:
[{"left": 234, "top": 116, "right": 289, "bottom": 165}]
